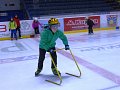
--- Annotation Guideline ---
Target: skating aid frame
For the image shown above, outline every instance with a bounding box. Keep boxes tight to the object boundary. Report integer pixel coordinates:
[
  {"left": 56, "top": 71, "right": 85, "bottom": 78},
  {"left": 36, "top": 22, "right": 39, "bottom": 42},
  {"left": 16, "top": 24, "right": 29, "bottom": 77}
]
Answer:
[{"left": 45, "top": 48, "right": 81, "bottom": 85}]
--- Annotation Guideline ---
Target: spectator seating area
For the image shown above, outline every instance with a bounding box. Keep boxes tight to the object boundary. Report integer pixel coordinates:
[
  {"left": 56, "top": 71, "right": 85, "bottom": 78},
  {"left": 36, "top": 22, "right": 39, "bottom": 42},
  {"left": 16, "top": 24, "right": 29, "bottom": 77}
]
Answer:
[
  {"left": 0, "top": 10, "right": 25, "bottom": 22},
  {"left": 23, "top": 0, "right": 120, "bottom": 18},
  {"left": 0, "top": 0, "right": 120, "bottom": 21},
  {"left": 105, "top": 0, "right": 120, "bottom": 10},
  {"left": 117, "top": 0, "right": 120, "bottom": 2}
]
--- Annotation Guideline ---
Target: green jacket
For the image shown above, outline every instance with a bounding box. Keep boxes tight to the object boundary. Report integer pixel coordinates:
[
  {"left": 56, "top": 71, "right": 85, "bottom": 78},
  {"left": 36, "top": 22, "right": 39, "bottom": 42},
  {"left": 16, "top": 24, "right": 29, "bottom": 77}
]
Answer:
[
  {"left": 39, "top": 29, "right": 68, "bottom": 51},
  {"left": 9, "top": 21, "right": 17, "bottom": 30}
]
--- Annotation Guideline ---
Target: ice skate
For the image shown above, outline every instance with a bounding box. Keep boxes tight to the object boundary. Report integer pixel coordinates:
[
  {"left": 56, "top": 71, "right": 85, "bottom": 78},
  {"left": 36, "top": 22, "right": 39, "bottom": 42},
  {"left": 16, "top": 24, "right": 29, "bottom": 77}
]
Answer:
[
  {"left": 11, "top": 38, "right": 13, "bottom": 41},
  {"left": 52, "top": 68, "right": 61, "bottom": 76},
  {"left": 19, "top": 37, "right": 23, "bottom": 39},
  {"left": 35, "top": 68, "right": 42, "bottom": 76}
]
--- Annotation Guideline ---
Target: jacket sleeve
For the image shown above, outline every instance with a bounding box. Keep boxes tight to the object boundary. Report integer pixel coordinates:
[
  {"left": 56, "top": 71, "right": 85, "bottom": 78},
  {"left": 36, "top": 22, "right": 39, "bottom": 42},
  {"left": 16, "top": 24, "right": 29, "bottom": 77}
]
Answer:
[
  {"left": 8, "top": 22, "right": 11, "bottom": 29},
  {"left": 15, "top": 22, "right": 17, "bottom": 28},
  {"left": 38, "top": 22, "right": 42, "bottom": 27},
  {"left": 58, "top": 31, "right": 68, "bottom": 45}
]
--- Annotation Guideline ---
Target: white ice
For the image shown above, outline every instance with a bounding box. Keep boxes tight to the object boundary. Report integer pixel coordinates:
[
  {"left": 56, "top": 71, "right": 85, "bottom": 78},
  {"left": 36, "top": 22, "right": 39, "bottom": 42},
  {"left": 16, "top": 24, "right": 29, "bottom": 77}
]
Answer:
[{"left": 0, "top": 30, "right": 120, "bottom": 90}]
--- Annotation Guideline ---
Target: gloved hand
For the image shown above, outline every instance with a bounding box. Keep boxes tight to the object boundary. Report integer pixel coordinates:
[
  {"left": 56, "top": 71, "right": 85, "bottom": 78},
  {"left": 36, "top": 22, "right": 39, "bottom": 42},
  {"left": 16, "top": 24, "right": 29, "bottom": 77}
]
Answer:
[
  {"left": 47, "top": 48, "right": 55, "bottom": 53},
  {"left": 65, "top": 45, "right": 70, "bottom": 50}
]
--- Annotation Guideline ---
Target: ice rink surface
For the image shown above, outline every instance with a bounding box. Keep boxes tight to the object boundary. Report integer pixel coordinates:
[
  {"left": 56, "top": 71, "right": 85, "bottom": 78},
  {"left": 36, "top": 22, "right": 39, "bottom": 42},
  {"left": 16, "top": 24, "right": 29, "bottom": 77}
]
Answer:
[{"left": 0, "top": 30, "right": 120, "bottom": 90}]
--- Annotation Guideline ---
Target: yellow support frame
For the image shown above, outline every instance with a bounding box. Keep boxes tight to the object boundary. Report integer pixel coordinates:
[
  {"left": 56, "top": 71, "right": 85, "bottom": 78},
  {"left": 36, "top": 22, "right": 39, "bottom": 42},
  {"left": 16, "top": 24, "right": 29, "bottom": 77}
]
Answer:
[
  {"left": 45, "top": 48, "right": 81, "bottom": 85},
  {"left": 45, "top": 52, "right": 62, "bottom": 85},
  {"left": 65, "top": 49, "right": 81, "bottom": 78}
]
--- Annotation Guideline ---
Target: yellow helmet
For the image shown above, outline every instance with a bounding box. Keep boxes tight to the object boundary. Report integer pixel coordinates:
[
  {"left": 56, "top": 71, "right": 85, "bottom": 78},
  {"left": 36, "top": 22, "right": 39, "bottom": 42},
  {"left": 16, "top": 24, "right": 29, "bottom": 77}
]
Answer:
[{"left": 48, "top": 18, "right": 60, "bottom": 25}]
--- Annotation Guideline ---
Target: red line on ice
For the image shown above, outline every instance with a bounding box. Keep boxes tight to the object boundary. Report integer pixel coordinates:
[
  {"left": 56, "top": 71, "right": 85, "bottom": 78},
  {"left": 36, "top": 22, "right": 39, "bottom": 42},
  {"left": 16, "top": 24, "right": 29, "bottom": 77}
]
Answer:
[{"left": 57, "top": 49, "right": 120, "bottom": 85}]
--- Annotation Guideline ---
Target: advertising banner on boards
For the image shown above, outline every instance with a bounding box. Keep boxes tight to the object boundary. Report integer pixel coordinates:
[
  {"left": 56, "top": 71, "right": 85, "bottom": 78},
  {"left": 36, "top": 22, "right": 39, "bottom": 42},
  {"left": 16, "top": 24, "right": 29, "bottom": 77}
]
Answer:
[
  {"left": 106, "top": 15, "right": 118, "bottom": 27},
  {"left": 64, "top": 16, "right": 100, "bottom": 31}
]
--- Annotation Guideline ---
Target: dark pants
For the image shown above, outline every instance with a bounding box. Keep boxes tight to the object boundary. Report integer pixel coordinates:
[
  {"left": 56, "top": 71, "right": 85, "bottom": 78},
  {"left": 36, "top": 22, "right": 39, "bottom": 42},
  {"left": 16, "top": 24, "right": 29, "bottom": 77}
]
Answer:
[
  {"left": 34, "top": 27, "right": 40, "bottom": 34},
  {"left": 11, "top": 29, "right": 17, "bottom": 39},
  {"left": 38, "top": 48, "right": 57, "bottom": 70},
  {"left": 88, "top": 26, "right": 93, "bottom": 34},
  {"left": 16, "top": 26, "right": 21, "bottom": 37}
]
